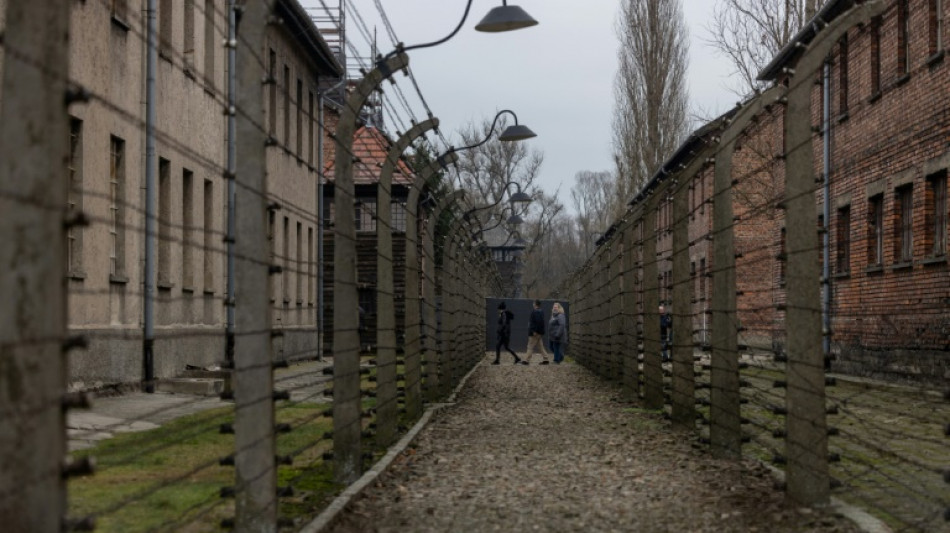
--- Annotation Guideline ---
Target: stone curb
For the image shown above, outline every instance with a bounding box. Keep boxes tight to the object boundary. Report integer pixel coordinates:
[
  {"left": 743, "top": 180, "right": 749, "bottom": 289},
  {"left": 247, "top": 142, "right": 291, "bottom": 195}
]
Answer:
[{"left": 298, "top": 360, "right": 482, "bottom": 533}]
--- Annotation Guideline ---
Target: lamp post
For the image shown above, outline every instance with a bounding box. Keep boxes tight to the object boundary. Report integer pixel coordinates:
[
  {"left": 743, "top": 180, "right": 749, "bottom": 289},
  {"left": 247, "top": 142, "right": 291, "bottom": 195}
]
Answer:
[{"left": 331, "top": 2, "right": 539, "bottom": 484}]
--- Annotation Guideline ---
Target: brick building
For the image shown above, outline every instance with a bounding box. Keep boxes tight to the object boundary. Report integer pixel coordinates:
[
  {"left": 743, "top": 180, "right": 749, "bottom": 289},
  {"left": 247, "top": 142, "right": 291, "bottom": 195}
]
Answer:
[
  {"left": 0, "top": 0, "right": 343, "bottom": 386},
  {"left": 322, "top": 125, "right": 417, "bottom": 351},
  {"left": 639, "top": 0, "right": 948, "bottom": 383}
]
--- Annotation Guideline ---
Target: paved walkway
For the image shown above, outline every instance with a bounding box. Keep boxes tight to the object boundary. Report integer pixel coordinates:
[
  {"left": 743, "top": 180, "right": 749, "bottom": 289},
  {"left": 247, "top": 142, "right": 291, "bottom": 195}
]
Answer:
[
  {"left": 323, "top": 356, "right": 863, "bottom": 533},
  {"left": 67, "top": 359, "right": 331, "bottom": 451}
]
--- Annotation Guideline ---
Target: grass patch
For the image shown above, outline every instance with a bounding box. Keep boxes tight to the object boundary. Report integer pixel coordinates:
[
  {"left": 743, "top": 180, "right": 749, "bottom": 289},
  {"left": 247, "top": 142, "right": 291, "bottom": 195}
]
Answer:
[{"left": 69, "top": 402, "right": 341, "bottom": 533}]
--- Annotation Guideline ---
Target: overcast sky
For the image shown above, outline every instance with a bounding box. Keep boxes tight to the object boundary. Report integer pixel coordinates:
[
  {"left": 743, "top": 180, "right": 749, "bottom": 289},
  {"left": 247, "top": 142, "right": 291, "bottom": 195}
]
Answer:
[{"left": 305, "top": 1, "right": 738, "bottom": 212}]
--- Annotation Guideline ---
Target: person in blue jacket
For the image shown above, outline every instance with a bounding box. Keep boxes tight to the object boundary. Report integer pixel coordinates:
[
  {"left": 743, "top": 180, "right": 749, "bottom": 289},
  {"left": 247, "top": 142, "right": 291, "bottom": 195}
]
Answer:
[{"left": 521, "top": 299, "right": 550, "bottom": 365}]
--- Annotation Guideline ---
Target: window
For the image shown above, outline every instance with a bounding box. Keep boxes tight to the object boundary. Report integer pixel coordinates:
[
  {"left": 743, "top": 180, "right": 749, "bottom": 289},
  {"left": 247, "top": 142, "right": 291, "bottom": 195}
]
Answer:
[
  {"left": 894, "top": 185, "right": 914, "bottom": 264},
  {"left": 67, "top": 118, "right": 83, "bottom": 276},
  {"left": 307, "top": 227, "right": 314, "bottom": 305},
  {"left": 109, "top": 136, "right": 126, "bottom": 278},
  {"left": 308, "top": 90, "right": 315, "bottom": 165},
  {"left": 355, "top": 199, "right": 377, "bottom": 232},
  {"left": 898, "top": 0, "right": 910, "bottom": 75},
  {"left": 204, "top": 0, "right": 215, "bottom": 87},
  {"left": 159, "top": 0, "right": 173, "bottom": 58},
  {"left": 184, "top": 0, "right": 195, "bottom": 70},
  {"left": 926, "top": 171, "right": 947, "bottom": 256},
  {"left": 836, "top": 205, "right": 851, "bottom": 275},
  {"left": 929, "top": 0, "right": 944, "bottom": 56},
  {"left": 110, "top": 0, "right": 128, "bottom": 22},
  {"left": 868, "top": 195, "right": 884, "bottom": 266},
  {"left": 158, "top": 158, "right": 172, "bottom": 286},
  {"left": 283, "top": 216, "right": 290, "bottom": 302},
  {"left": 296, "top": 221, "right": 303, "bottom": 304},
  {"left": 268, "top": 210, "right": 276, "bottom": 301},
  {"left": 392, "top": 201, "right": 407, "bottom": 232},
  {"left": 182, "top": 169, "right": 194, "bottom": 289},
  {"left": 838, "top": 34, "right": 849, "bottom": 114},
  {"left": 699, "top": 258, "right": 707, "bottom": 301},
  {"left": 296, "top": 79, "right": 303, "bottom": 157},
  {"left": 283, "top": 65, "right": 290, "bottom": 145},
  {"left": 268, "top": 50, "right": 276, "bottom": 135},
  {"left": 203, "top": 179, "right": 214, "bottom": 291},
  {"left": 871, "top": 16, "right": 882, "bottom": 94}
]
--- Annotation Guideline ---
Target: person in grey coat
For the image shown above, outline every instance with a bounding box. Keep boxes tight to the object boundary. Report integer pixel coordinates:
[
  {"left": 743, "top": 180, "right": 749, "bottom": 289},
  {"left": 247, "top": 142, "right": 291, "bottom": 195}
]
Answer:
[{"left": 548, "top": 302, "right": 567, "bottom": 364}]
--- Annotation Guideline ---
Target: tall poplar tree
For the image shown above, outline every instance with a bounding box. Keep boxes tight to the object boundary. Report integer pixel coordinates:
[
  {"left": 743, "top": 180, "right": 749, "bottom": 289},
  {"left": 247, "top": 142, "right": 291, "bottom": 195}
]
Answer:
[{"left": 612, "top": 0, "right": 691, "bottom": 208}]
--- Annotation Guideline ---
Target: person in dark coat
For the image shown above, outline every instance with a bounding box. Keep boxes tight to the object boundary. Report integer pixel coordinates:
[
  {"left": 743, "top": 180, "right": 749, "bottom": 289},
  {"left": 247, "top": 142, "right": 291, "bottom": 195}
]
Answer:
[
  {"left": 521, "top": 299, "right": 550, "bottom": 365},
  {"left": 492, "top": 301, "right": 521, "bottom": 365}
]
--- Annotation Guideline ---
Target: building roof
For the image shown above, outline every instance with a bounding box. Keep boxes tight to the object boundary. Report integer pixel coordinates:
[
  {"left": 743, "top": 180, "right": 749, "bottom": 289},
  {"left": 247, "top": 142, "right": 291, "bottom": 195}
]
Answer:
[
  {"left": 276, "top": 0, "right": 344, "bottom": 77},
  {"left": 324, "top": 126, "right": 417, "bottom": 186},
  {"left": 757, "top": 0, "right": 855, "bottom": 81}
]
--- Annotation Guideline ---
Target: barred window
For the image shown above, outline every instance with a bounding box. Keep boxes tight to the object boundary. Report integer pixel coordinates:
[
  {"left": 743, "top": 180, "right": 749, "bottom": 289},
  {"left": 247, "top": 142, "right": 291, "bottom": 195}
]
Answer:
[
  {"left": 836, "top": 205, "right": 851, "bottom": 274},
  {"left": 67, "top": 118, "right": 84, "bottom": 277},
  {"left": 392, "top": 201, "right": 407, "bottom": 232},
  {"left": 109, "top": 136, "right": 126, "bottom": 278},
  {"left": 355, "top": 199, "right": 377, "bottom": 232},
  {"left": 868, "top": 195, "right": 884, "bottom": 266},
  {"left": 894, "top": 185, "right": 914, "bottom": 264},
  {"left": 926, "top": 171, "right": 947, "bottom": 256}
]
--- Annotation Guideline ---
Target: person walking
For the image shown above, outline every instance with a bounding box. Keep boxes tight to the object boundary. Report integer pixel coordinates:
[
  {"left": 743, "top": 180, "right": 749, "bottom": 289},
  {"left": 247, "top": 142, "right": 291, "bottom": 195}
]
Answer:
[
  {"left": 521, "top": 299, "right": 550, "bottom": 365},
  {"left": 548, "top": 302, "right": 567, "bottom": 364},
  {"left": 492, "top": 301, "right": 521, "bottom": 365},
  {"left": 659, "top": 303, "right": 672, "bottom": 362}
]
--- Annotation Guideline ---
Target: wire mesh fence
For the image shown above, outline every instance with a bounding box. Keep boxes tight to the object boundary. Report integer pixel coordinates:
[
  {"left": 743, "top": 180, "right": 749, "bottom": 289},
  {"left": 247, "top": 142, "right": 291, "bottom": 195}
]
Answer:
[
  {"left": 0, "top": 0, "right": 499, "bottom": 531},
  {"left": 562, "top": 2, "right": 949, "bottom": 530}
]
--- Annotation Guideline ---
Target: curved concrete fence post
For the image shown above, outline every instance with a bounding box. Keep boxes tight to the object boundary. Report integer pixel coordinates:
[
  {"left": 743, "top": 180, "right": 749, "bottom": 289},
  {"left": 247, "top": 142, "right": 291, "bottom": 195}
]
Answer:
[
  {"left": 375, "top": 118, "right": 439, "bottom": 449},
  {"left": 711, "top": 85, "right": 785, "bottom": 460},
  {"left": 642, "top": 189, "right": 663, "bottom": 410},
  {"left": 403, "top": 154, "right": 457, "bottom": 418},
  {"left": 781, "top": 0, "right": 885, "bottom": 506},
  {"left": 425, "top": 189, "right": 466, "bottom": 401},
  {"left": 332, "top": 52, "right": 410, "bottom": 484}
]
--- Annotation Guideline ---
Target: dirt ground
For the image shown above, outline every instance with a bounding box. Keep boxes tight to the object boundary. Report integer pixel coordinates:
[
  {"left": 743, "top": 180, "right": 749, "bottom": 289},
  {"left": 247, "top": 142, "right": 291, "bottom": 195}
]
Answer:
[{"left": 325, "top": 358, "right": 861, "bottom": 533}]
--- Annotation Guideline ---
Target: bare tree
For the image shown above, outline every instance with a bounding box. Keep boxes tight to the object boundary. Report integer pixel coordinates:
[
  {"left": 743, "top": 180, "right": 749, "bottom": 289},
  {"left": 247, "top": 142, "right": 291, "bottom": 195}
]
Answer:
[
  {"left": 706, "top": 0, "right": 821, "bottom": 96},
  {"left": 520, "top": 192, "right": 586, "bottom": 298},
  {"left": 613, "top": 0, "right": 691, "bottom": 197},
  {"left": 452, "top": 115, "right": 543, "bottom": 225},
  {"left": 570, "top": 170, "right": 615, "bottom": 257}
]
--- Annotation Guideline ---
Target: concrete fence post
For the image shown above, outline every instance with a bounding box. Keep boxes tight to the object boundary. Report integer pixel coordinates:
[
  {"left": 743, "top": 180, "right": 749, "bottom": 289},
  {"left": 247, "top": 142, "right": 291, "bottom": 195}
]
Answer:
[
  {"left": 375, "top": 118, "right": 438, "bottom": 449},
  {"left": 711, "top": 87, "right": 783, "bottom": 459},
  {"left": 332, "top": 52, "right": 409, "bottom": 484},
  {"left": 781, "top": 1, "right": 884, "bottom": 505},
  {"left": 0, "top": 0, "right": 71, "bottom": 529},
  {"left": 671, "top": 170, "right": 695, "bottom": 427},
  {"left": 233, "top": 2, "right": 278, "bottom": 529},
  {"left": 622, "top": 220, "right": 640, "bottom": 399},
  {"left": 642, "top": 192, "right": 663, "bottom": 409}
]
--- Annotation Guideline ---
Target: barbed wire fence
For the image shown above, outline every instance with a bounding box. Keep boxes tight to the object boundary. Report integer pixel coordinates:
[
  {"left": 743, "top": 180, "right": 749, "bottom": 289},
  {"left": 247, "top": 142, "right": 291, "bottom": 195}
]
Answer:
[
  {"left": 0, "top": 0, "right": 499, "bottom": 531},
  {"left": 563, "top": 2, "right": 948, "bottom": 531}
]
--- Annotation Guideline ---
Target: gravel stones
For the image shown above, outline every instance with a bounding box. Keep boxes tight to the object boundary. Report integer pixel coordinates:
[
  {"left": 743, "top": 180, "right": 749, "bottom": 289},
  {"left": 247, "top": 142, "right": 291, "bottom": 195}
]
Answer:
[{"left": 326, "top": 358, "right": 860, "bottom": 533}]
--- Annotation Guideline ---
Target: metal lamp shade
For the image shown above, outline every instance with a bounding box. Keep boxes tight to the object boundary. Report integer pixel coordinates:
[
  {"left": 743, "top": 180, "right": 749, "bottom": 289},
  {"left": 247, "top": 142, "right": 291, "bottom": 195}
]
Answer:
[
  {"left": 498, "top": 124, "right": 536, "bottom": 141},
  {"left": 506, "top": 213, "right": 524, "bottom": 225},
  {"left": 475, "top": 5, "right": 539, "bottom": 33},
  {"left": 508, "top": 190, "right": 531, "bottom": 204}
]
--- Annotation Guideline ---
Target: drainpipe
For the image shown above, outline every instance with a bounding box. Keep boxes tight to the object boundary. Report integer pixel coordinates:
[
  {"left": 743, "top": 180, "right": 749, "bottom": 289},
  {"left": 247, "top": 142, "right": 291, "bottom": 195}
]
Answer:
[
  {"left": 822, "top": 60, "right": 832, "bottom": 368},
  {"left": 225, "top": 1, "right": 237, "bottom": 368},
  {"left": 143, "top": 0, "right": 157, "bottom": 393}
]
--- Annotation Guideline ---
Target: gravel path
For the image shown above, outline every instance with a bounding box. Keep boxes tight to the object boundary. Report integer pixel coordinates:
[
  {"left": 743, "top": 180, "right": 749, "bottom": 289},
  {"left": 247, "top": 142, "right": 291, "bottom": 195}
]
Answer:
[{"left": 326, "top": 357, "right": 861, "bottom": 532}]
